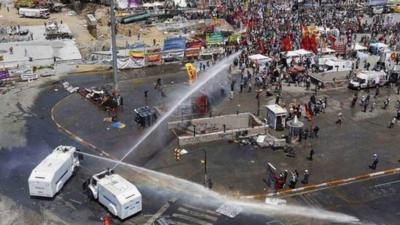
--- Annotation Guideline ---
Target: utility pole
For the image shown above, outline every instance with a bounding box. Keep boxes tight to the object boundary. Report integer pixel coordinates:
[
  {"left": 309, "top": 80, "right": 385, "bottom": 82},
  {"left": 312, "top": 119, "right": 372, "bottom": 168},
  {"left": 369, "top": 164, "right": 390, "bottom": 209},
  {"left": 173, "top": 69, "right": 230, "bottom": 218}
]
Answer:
[
  {"left": 110, "top": 0, "right": 119, "bottom": 91},
  {"left": 203, "top": 149, "right": 207, "bottom": 187}
]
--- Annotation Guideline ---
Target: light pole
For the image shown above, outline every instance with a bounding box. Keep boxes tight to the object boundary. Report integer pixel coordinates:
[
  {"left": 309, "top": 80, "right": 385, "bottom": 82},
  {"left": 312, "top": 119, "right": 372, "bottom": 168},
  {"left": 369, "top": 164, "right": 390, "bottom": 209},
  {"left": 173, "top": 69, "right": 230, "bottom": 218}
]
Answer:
[
  {"left": 203, "top": 149, "right": 207, "bottom": 187},
  {"left": 176, "top": 148, "right": 210, "bottom": 188},
  {"left": 256, "top": 89, "right": 262, "bottom": 116},
  {"left": 110, "top": 0, "right": 119, "bottom": 91}
]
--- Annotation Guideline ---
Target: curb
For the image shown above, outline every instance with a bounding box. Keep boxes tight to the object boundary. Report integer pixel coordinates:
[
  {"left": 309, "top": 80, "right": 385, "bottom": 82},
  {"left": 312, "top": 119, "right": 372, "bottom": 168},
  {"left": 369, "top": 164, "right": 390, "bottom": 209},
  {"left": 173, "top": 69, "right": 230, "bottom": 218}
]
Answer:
[
  {"left": 50, "top": 93, "right": 116, "bottom": 159},
  {"left": 241, "top": 168, "right": 400, "bottom": 200}
]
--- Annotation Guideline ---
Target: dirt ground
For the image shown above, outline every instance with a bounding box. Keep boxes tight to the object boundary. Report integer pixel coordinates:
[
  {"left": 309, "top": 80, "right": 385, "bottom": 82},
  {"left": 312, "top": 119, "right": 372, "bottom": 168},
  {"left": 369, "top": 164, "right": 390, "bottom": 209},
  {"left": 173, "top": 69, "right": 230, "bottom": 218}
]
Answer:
[{"left": 0, "top": 3, "right": 166, "bottom": 58}]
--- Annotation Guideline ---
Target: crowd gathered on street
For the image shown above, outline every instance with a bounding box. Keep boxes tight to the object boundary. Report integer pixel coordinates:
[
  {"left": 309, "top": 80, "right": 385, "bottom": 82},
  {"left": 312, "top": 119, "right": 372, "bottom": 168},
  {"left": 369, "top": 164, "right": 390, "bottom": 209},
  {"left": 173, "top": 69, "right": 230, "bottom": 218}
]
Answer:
[{"left": 189, "top": 0, "right": 400, "bottom": 191}]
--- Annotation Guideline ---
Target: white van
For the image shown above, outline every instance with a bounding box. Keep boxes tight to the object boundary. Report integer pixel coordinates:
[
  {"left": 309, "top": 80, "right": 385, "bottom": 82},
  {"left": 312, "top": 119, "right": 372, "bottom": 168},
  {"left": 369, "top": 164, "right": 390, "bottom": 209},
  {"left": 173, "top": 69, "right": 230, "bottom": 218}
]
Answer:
[
  {"left": 85, "top": 170, "right": 142, "bottom": 220},
  {"left": 28, "top": 146, "right": 80, "bottom": 198},
  {"left": 349, "top": 70, "right": 388, "bottom": 89}
]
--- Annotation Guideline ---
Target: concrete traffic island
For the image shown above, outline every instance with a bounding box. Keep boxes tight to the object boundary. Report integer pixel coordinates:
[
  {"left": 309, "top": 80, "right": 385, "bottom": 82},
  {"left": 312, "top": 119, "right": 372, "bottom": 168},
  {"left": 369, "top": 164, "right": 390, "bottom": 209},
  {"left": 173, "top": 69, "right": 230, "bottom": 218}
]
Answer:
[{"left": 168, "top": 113, "right": 267, "bottom": 146}]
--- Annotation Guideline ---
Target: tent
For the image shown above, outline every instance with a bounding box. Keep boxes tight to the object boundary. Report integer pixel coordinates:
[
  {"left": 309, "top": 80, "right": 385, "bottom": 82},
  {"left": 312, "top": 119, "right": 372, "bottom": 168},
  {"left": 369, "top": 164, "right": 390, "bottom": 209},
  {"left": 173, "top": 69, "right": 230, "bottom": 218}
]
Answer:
[
  {"left": 318, "top": 47, "right": 335, "bottom": 55},
  {"left": 285, "top": 49, "right": 314, "bottom": 57},
  {"left": 174, "top": 0, "right": 187, "bottom": 7},
  {"left": 248, "top": 54, "right": 272, "bottom": 61},
  {"left": 248, "top": 54, "right": 272, "bottom": 65},
  {"left": 353, "top": 43, "right": 368, "bottom": 51}
]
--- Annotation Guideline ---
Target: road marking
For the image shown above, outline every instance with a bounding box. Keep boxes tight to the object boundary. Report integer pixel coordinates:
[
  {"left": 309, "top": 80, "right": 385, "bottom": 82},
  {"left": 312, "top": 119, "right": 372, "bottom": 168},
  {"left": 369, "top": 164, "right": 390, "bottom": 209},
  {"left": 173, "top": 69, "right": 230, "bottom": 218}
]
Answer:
[
  {"left": 167, "top": 219, "right": 191, "bottom": 225},
  {"left": 177, "top": 207, "right": 218, "bottom": 222},
  {"left": 181, "top": 203, "right": 220, "bottom": 216},
  {"left": 266, "top": 220, "right": 285, "bottom": 225},
  {"left": 143, "top": 202, "right": 171, "bottom": 225},
  {"left": 172, "top": 214, "right": 213, "bottom": 225},
  {"left": 370, "top": 171, "right": 385, "bottom": 177},
  {"left": 374, "top": 180, "right": 400, "bottom": 188},
  {"left": 69, "top": 199, "right": 82, "bottom": 205},
  {"left": 255, "top": 168, "right": 400, "bottom": 199}
]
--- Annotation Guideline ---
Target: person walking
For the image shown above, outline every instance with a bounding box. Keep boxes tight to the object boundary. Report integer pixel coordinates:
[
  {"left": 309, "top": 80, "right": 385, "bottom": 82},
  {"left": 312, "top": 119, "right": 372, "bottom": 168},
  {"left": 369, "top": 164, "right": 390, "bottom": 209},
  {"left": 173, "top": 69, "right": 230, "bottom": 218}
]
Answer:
[
  {"left": 313, "top": 126, "right": 319, "bottom": 137},
  {"left": 369, "top": 154, "right": 379, "bottom": 170},
  {"left": 388, "top": 117, "right": 396, "bottom": 128},
  {"left": 282, "top": 170, "right": 288, "bottom": 186},
  {"left": 370, "top": 101, "right": 376, "bottom": 112},
  {"left": 336, "top": 112, "right": 343, "bottom": 125},
  {"left": 301, "top": 170, "right": 309, "bottom": 184},
  {"left": 382, "top": 97, "right": 390, "bottom": 109},
  {"left": 289, "top": 171, "right": 298, "bottom": 189},
  {"left": 308, "top": 148, "right": 314, "bottom": 161}
]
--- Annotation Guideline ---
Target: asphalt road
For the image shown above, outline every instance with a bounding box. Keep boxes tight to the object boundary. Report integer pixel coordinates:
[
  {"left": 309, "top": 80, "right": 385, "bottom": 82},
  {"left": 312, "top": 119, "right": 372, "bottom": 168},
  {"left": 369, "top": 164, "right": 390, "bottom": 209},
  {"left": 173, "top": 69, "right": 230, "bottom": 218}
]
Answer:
[
  {"left": 1, "top": 62, "right": 400, "bottom": 225},
  {"left": 287, "top": 174, "right": 400, "bottom": 225}
]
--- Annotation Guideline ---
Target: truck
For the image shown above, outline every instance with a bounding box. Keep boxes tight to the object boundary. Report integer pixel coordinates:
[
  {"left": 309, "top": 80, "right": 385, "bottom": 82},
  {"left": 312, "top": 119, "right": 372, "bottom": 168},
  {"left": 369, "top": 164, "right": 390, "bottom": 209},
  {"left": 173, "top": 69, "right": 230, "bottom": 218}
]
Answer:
[
  {"left": 348, "top": 70, "right": 388, "bottom": 89},
  {"left": 28, "top": 146, "right": 81, "bottom": 198},
  {"left": 19, "top": 8, "right": 50, "bottom": 19},
  {"left": 84, "top": 170, "right": 142, "bottom": 220}
]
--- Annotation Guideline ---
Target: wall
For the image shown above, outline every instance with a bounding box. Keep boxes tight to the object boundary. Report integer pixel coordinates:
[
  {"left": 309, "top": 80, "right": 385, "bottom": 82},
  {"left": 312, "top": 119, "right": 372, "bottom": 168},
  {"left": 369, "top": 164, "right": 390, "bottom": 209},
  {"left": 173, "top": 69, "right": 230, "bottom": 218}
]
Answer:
[
  {"left": 167, "top": 113, "right": 267, "bottom": 146},
  {"left": 168, "top": 113, "right": 263, "bottom": 134}
]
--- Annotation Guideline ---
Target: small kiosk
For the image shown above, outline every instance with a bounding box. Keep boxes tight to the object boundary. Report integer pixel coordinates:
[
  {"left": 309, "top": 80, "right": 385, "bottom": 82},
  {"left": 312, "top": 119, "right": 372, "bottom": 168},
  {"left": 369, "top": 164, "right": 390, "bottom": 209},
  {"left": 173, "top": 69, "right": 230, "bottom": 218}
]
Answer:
[
  {"left": 287, "top": 115, "right": 304, "bottom": 143},
  {"left": 265, "top": 104, "right": 287, "bottom": 130}
]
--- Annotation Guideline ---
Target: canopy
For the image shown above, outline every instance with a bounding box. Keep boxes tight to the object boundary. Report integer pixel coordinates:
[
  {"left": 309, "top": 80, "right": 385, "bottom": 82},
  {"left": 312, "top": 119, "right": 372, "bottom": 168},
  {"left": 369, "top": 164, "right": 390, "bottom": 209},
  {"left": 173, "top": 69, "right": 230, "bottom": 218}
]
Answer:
[
  {"left": 318, "top": 47, "right": 335, "bottom": 54},
  {"left": 354, "top": 43, "right": 368, "bottom": 51},
  {"left": 248, "top": 54, "right": 272, "bottom": 61},
  {"left": 174, "top": 0, "right": 187, "bottom": 7},
  {"left": 286, "top": 49, "right": 314, "bottom": 57}
]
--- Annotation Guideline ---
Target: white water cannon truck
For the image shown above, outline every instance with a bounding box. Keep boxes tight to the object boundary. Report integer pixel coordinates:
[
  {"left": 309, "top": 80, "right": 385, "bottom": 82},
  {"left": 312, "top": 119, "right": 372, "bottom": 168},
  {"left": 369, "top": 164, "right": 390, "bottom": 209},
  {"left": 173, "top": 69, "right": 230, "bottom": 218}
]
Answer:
[
  {"left": 83, "top": 169, "right": 142, "bottom": 220},
  {"left": 28, "top": 145, "right": 81, "bottom": 198}
]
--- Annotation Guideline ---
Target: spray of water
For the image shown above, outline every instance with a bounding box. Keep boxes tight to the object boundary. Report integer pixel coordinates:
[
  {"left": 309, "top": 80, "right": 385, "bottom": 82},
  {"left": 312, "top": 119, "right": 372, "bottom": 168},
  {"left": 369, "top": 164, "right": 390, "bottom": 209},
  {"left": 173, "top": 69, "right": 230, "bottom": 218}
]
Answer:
[
  {"left": 80, "top": 151, "right": 361, "bottom": 224},
  {"left": 100, "top": 52, "right": 361, "bottom": 224},
  {"left": 112, "top": 53, "right": 240, "bottom": 169}
]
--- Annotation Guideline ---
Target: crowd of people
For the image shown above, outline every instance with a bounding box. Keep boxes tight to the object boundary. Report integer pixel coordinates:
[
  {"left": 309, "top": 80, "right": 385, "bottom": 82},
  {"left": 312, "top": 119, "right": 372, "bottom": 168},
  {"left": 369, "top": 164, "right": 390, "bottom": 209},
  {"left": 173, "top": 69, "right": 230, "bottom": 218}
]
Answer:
[{"left": 195, "top": 0, "right": 400, "bottom": 192}]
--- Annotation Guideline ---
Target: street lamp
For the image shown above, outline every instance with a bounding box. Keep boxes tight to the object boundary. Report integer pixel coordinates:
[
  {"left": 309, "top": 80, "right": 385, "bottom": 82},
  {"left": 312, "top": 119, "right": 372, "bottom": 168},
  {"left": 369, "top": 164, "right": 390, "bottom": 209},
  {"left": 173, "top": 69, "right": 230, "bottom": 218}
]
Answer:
[
  {"left": 109, "top": 0, "right": 119, "bottom": 91},
  {"left": 256, "top": 89, "right": 262, "bottom": 116},
  {"left": 174, "top": 148, "right": 210, "bottom": 188}
]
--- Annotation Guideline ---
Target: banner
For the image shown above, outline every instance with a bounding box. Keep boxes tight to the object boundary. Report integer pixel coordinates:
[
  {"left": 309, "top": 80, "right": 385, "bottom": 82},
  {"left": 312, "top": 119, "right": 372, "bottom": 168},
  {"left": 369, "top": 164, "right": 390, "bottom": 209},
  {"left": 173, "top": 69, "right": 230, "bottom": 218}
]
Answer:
[
  {"left": 185, "top": 48, "right": 201, "bottom": 58},
  {"left": 206, "top": 32, "right": 224, "bottom": 45},
  {"left": 128, "top": 50, "right": 145, "bottom": 58},
  {"left": 117, "top": 57, "right": 145, "bottom": 69},
  {"left": 145, "top": 48, "right": 161, "bottom": 65},
  {"left": 185, "top": 63, "right": 197, "bottom": 84}
]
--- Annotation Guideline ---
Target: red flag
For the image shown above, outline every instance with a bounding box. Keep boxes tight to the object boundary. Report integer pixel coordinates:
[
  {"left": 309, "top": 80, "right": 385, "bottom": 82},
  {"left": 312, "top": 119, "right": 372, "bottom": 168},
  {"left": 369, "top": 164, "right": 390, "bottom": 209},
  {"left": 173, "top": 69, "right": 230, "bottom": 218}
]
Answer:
[
  {"left": 301, "top": 35, "right": 311, "bottom": 50},
  {"left": 309, "top": 34, "right": 318, "bottom": 54},
  {"left": 280, "top": 35, "right": 292, "bottom": 52}
]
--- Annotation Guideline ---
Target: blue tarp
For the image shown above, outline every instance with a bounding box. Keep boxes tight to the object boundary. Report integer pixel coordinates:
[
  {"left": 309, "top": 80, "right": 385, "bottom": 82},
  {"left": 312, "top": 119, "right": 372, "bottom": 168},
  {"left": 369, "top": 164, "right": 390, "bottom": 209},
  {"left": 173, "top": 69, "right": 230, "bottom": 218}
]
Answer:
[{"left": 163, "top": 37, "right": 186, "bottom": 51}]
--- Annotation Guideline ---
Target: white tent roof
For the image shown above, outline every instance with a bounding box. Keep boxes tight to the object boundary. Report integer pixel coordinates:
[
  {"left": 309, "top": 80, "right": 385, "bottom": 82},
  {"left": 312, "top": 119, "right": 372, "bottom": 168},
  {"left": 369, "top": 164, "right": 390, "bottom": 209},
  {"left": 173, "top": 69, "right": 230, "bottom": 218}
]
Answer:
[
  {"left": 354, "top": 43, "right": 368, "bottom": 51},
  {"left": 143, "top": 2, "right": 164, "bottom": 7},
  {"left": 318, "top": 47, "right": 335, "bottom": 54},
  {"left": 248, "top": 54, "right": 272, "bottom": 61},
  {"left": 174, "top": 0, "right": 187, "bottom": 7},
  {"left": 286, "top": 49, "right": 314, "bottom": 57}
]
